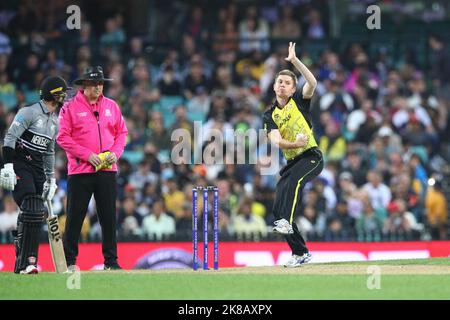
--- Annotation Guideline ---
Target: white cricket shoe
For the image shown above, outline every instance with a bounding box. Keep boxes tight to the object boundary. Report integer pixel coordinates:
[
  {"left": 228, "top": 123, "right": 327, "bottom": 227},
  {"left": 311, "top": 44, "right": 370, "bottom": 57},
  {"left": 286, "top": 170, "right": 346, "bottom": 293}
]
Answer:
[
  {"left": 284, "top": 253, "right": 312, "bottom": 268},
  {"left": 20, "top": 265, "right": 38, "bottom": 274},
  {"left": 272, "top": 218, "right": 294, "bottom": 234}
]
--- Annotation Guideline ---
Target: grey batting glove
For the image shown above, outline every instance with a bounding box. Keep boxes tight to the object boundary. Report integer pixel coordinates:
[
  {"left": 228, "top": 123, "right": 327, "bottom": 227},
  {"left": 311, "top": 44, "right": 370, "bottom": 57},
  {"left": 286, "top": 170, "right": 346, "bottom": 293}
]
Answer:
[{"left": 42, "top": 178, "right": 57, "bottom": 201}]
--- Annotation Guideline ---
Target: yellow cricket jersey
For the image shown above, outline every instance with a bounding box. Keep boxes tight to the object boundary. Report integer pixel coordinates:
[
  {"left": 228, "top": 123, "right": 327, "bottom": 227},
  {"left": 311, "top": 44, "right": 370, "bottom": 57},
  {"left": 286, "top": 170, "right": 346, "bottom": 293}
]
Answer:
[{"left": 263, "top": 90, "right": 318, "bottom": 161}]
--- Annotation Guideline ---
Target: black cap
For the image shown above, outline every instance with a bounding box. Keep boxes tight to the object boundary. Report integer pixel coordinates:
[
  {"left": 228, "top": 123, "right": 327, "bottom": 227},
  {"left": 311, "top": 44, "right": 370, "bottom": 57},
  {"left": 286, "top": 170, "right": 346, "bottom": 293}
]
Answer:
[
  {"left": 73, "top": 66, "right": 113, "bottom": 85},
  {"left": 40, "top": 76, "right": 68, "bottom": 101}
]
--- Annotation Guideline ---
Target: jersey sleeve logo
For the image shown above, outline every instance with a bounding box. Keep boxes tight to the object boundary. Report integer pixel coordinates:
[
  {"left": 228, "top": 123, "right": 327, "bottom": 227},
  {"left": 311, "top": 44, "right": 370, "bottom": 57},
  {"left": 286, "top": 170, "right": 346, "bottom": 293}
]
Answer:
[
  {"left": 36, "top": 119, "right": 44, "bottom": 128},
  {"left": 13, "top": 114, "right": 25, "bottom": 126}
]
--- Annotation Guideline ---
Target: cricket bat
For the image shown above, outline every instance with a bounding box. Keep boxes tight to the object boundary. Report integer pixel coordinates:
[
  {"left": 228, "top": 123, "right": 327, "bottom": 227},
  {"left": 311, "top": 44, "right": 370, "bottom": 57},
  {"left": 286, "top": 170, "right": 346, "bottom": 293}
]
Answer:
[{"left": 47, "top": 200, "right": 68, "bottom": 273}]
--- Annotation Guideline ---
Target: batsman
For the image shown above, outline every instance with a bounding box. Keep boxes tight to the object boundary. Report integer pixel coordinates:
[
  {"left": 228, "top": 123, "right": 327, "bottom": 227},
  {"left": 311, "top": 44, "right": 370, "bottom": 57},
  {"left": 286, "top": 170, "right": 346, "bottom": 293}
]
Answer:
[{"left": 0, "top": 76, "right": 68, "bottom": 274}]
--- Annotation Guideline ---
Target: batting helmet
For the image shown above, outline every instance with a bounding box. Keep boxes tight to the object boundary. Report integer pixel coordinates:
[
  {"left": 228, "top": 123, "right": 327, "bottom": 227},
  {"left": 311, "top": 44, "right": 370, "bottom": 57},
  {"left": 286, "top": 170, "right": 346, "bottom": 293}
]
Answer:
[{"left": 40, "top": 76, "right": 68, "bottom": 102}]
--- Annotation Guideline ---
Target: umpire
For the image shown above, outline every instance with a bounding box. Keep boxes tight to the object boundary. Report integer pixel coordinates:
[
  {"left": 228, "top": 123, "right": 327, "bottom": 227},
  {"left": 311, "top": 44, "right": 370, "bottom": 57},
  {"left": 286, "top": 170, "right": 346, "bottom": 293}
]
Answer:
[
  {"left": 0, "top": 76, "right": 67, "bottom": 274},
  {"left": 57, "top": 66, "right": 128, "bottom": 270}
]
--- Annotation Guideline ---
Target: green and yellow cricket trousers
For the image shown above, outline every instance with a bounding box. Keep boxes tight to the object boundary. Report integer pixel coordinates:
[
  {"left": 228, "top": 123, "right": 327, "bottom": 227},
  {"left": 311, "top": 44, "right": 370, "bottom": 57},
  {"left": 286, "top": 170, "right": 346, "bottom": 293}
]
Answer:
[{"left": 273, "top": 147, "right": 324, "bottom": 255}]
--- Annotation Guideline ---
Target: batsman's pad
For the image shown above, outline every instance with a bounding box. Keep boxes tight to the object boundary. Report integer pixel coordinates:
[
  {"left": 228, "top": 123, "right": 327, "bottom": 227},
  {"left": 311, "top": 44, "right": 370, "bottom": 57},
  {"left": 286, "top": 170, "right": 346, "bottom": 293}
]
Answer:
[{"left": 14, "top": 195, "right": 45, "bottom": 274}]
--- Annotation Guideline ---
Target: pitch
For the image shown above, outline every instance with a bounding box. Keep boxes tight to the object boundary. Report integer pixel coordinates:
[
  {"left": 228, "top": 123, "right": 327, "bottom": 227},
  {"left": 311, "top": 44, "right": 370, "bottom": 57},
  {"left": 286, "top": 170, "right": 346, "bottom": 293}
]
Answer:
[{"left": 1, "top": 258, "right": 449, "bottom": 300}]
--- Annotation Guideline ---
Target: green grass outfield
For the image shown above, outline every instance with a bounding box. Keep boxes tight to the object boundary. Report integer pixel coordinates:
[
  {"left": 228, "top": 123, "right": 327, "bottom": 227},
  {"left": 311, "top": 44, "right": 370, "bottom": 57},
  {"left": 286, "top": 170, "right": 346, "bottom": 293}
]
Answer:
[{"left": 1, "top": 258, "right": 449, "bottom": 300}]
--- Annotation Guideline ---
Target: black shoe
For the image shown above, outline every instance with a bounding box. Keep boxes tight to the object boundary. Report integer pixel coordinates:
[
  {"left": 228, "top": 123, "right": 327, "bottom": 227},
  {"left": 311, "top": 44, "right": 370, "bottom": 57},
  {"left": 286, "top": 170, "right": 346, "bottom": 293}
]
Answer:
[{"left": 104, "top": 263, "right": 122, "bottom": 270}]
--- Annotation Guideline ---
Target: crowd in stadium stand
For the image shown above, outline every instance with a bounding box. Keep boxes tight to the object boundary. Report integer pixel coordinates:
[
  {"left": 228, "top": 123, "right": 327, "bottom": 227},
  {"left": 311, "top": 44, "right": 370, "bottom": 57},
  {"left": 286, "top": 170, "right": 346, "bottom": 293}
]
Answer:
[{"left": 0, "top": 1, "right": 449, "bottom": 243}]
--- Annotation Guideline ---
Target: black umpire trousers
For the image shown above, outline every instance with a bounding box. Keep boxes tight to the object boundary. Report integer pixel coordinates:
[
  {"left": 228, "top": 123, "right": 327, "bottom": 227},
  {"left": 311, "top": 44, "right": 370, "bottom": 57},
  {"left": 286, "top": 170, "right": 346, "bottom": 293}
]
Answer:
[
  {"left": 273, "top": 147, "right": 324, "bottom": 256},
  {"left": 63, "top": 171, "right": 118, "bottom": 266}
]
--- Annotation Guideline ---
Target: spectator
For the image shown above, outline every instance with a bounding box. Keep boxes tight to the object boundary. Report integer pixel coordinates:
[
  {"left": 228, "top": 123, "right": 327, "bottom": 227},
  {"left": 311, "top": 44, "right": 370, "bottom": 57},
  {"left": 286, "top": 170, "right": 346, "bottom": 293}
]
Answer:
[
  {"left": 318, "top": 52, "right": 342, "bottom": 82},
  {"left": 401, "top": 114, "right": 434, "bottom": 148},
  {"left": 128, "top": 161, "right": 159, "bottom": 192},
  {"left": 259, "top": 51, "right": 281, "bottom": 95},
  {"left": 183, "top": 62, "right": 210, "bottom": 100},
  {"left": 377, "top": 126, "right": 403, "bottom": 156},
  {"left": 0, "top": 196, "right": 19, "bottom": 235},
  {"left": 344, "top": 52, "right": 379, "bottom": 95},
  {"left": 157, "top": 65, "right": 183, "bottom": 96},
  {"left": 117, "top": 197, "right": 143, "bottom": 237},
  {"left": 235, "top": 50, "right": 265, "bottom": 88},
  {"left": 187, "top": 86, "right": 211, "bottom": 117},
  {"left": 0, "top": 102, "right": 7, "bottom": 139},
  {"left": 383, "top": 199, "right": 421, "bottom": 239},
  {"left": 342, "top": 150, "right": 368, "bottom": 187},
  {"left": 41, "top": 49, "right": 65, "bottom": 74},
  {"left": 124, "top": 118, "right": 146, "bottom": 152},
  {"left": 76, "top": 22, "right": 96, "bottom": 54},
  {"left": 305, "top": 9, "right": 325, "bottom": 39},
  {"left": 303, "top": 186, "right": 327, "bottom": 219},
  {"left": 139, "top": 182, "right": 160, "bottom": 208},
  {"left": 212, "top": 19, "right": 239, "bottom": 53},
  {"left": 180, "top": 34, "right": 197, "bottom": 63},
  {"left": 16, "top": 53, "right": 40, "bottom": 91},
  {"left": 312, "top": 177, "right": 337, "bottom": 214},
  {"left": 296, "top": 205, "right": 326, "bottom": 239},
  {"left": 368, "top": 136, "right": 390, "bottom": 173},
  {"left": 238, "top": 16, "right": 270, "bottom": 53},
  {"left": 356, "top": 196, "right": 384, "bottom": 241},
  {"left": 390, "top": 173, "right": 421, "bottom": 218},
  {"left": 116, "top": 159, "right": 132, "bottom": 200},
  {"left": 347, "top": 188, "right": 366, "bottom": 220},
  {"left": 175, "top": 201, "right": 193, "bottom": 238},
  {"left": 408, "top": 153, "right": 428, "bottom": 202},
  {"left": 319, "top": 79, "right": 354, "bottom": 124},
  {"left": 205, "top": 91, "right": 235, "bottom": 123},
  {"left": 336, "top": 171, "right": 357, "bottom": 203},
  {"left": 272, "top": 6, "right": 301, "bottom": 39},
  {"left": 125, "top": 36, "right": 144, "bottom": 72},
  {"left": 159, "top": 49, "right": 181, "bottom": 78},
  {"left": 428, "top": 34, "right": 450, "bottom": 101},
  {"left": 142, "top": 143, "right": 162, "bottom": 174},
  {"left": 233, "top": 197, "right": 267, "bottom": 239},
  {"left": 425, "top": 179, "right": 448, "bottom": 240},
  {"left": 141, "top": 198, "right": 176, "bottom": 240},
  {"left": 99, "top": 16, "right": 126, "bottom": 55},
  {"left": 346, "top": 99, "right": 382, "bottom": 143},
  {"left": 186, "top": 52, "right": 214, "bottom": 80},
  {"left": 319, "top": 120, "right": 346, "bottom": 162},
  {"left": 162, "top": 178, "right": 186, "bottom": 219},
  {"left": 363, "top": 170, "right": 391, "bottom": 212},
  {"left": 0, "top": 72, "right": 16, "bottom": 110},
  {"left": 324, "top": 201, "right": 355, "bottom": 241},
  {"left": 184, "top": 7, "right": 209, "bottom": 46},
  {"left": 387, "top": 152, "right": 406, "bottom": 180},
  {"left": 146, "top": 111, "right": 172, "bottom": 152},
  {"left": 212, "top": 65, "right": 239, "bottom": 99},
  {"left": 170, "top": 105, "right": 194, "bottom": 139},
  {"left": 129, "top": 58, "right": 161, "bottom": 108},
  {"left": 0, "top": 30, "right": 12, "bottom": 55},
  {"left": 392, "top": 98, "right": 433, "bottom": 131}
]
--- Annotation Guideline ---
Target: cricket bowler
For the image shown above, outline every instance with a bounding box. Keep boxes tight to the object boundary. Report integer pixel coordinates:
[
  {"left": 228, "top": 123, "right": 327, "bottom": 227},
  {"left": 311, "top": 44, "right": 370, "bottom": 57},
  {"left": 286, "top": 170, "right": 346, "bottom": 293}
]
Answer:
[{"left": 263, "top": 42, "right": 324, "bottom": 267}]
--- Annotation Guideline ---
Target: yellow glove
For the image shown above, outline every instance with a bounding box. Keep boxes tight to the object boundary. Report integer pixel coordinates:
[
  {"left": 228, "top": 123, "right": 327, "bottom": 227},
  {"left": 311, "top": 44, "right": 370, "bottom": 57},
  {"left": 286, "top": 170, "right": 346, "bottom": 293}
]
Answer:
[{"left": 95, "top": 152, "right": 113, "bottom": 172}]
